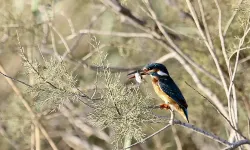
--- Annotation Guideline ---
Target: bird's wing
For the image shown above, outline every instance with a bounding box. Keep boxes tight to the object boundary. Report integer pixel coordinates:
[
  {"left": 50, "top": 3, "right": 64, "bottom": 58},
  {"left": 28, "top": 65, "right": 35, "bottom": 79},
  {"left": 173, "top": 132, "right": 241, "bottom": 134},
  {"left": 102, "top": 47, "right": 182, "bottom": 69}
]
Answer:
[{"left": 158, "top": 77, "right": 188, "bottom": 108}]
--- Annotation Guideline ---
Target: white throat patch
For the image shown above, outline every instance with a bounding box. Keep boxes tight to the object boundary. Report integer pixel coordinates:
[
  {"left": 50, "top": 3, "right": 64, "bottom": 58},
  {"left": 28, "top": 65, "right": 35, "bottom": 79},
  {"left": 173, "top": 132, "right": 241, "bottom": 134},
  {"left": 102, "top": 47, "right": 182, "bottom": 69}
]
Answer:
[{"left": 157, "top": 70, "right": 168, "bottom": 76}]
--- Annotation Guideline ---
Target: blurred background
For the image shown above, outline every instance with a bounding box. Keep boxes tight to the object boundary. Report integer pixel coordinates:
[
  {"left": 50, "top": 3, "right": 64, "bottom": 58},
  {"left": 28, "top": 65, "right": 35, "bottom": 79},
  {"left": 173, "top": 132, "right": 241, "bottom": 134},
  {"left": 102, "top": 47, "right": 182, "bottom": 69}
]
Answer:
[{"left": 0, "top": 0, "right": 249, "bottom": 149}]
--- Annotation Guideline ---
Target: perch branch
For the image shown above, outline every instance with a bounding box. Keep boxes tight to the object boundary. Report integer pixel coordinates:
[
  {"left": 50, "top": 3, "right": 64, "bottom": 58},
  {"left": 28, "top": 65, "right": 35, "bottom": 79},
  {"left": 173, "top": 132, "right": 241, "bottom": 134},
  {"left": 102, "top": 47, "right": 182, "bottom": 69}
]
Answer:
[
  {"left": 123, "top": 124, "right": 171, "bottom": 149},
  {"left": 124, "top": 119, "right": 250, "bottom": 150}
]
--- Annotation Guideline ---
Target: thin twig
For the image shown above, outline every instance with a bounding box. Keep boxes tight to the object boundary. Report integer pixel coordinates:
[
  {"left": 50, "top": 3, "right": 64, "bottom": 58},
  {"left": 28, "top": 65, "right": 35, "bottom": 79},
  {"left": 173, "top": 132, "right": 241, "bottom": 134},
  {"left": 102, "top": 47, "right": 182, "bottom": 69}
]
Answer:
[
  {"left": 64, "top": 29, "right": 154, "bottom": 41},
  {"left": 197, "top": 0, "right": 214, "bottom": 48},
  {"left": 185, "top": 0, "right": 229, "bottom": 97},
  {"left": 229, "top": 47, "right": 250, "bottom": 60},
  {"left": 172, "top": 126, "right": 182, "bottom": 150},
  {"left": 0, "top": 71, "right": 32, "bottom": 87},
  {"left": 0, "top": 64, "right": 59, "bottom": 150},
  {"left": 185, "top": 82, "right": 247, "bottom": 139},
  {"left": 124, "top": 118, "right": 244, "bottom": 150},
  {"left": 123, "top": 124, "right": 171, "bottom": 149},
  {"left": 155, "top": 52, "right": 176, "bottom": 63},
  {"left": 228, "top": 26, "right": 250, "bottom": 101},
  {"left": 213, "top": 1, "right": 238, "bottom": 135},
  {"left": 173, "top": 120, "right": 232, "bottom": 146},
  {"left": 223, "top": 0, "right": 244, "bottom": 36},
  {"left": 227, "top": 25, "right": 250, "bottom": 142},
  {"left": 49, "top": 24, "right": 71, "bottom": 60},
  {"left": 214, "top": 0, "right": 230, "bottom": 71}
]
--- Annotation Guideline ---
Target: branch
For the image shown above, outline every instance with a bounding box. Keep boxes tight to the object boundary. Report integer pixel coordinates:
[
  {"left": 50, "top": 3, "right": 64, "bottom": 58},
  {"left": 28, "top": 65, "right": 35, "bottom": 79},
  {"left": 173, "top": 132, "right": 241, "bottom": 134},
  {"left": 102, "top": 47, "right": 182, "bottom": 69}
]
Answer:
[
  {"left": 227, "top": 26, "right": 250, "bottom": 109},
  {"left": 197, "top": 0, "right": 214, "bottom": 49},
  {"left": 185, "top": 82, "right": 247, "bottom": 140},
  {"left": 0, "top": 64, "right": 59, "bottom": 150},
  {"left": 123, "top": 124, "right": 171, "bottom": 149},
  {"left": 80, "top": 60, "right": 143, "bottom": 72},
  {"left": 155, "top": 52, "right": 176, "bottom": 63},
  {"left": 223, "top": 139, "right": 250, "bottom": 150},
  {"left": 172, "top": 126, "right": 182, "bottom": 150},
  {"left": 49, "top": 24, "right": 71, "bottom": 59},
  {"left": 101, "top": 0, "right": 145, "bottom": 26},
  {"left": 124, "top": 119, "right": 244, "bottom": 150},
  {"left": 185, "top": 0, "right": 229, "bottom": 97},
  {"left": 223, "top": 0, "right": 244, "bottom": 36},
  {"left": 173, "top": 120, "right": 232, "bottom": 146},
  {"left": 0, "top": 71, "right": 32, "bottom": 87},
  {"left": 64, "top": 30, "right": 154, "bottom": 42}
]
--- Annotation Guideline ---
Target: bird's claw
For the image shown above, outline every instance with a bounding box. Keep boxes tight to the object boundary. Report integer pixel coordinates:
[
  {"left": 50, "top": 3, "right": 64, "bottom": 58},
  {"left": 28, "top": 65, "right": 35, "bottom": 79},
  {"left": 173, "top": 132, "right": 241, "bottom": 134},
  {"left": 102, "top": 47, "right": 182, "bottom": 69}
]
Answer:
[{"left": 160, "top": 104, "right": 170, "bottom": 110}]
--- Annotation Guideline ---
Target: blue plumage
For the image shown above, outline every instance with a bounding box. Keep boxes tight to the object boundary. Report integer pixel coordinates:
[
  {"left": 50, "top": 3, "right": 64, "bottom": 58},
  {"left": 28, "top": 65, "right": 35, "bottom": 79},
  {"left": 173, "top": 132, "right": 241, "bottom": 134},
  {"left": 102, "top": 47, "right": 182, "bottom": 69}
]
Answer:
[
  {"left": 144, "top": 63, "right": 189, "bottom": 122},
  {"left": 128, "top": 63, "right": 189, "bottom": 122},
  {"left": 158, "top": 77, "right": 187, "bottom": 108}
]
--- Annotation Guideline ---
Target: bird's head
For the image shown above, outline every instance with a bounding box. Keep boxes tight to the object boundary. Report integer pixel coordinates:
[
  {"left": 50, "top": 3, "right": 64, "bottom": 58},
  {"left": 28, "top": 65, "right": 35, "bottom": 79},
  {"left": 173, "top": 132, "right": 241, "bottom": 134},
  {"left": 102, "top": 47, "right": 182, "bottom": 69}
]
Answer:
[
  {"left": 143, "top": 63, "right": 169, "bottom": 77},
  {"left": 128, "top": 63, "right": 169, "bottom": 80}
]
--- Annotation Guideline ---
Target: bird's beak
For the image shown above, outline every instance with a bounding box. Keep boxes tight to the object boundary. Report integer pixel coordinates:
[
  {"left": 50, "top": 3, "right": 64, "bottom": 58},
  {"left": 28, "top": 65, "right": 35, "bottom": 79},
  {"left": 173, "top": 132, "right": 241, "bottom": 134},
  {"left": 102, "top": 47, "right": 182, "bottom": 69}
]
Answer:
[{"left": 127, "top": 69, "right": 148, "bottom": 79}]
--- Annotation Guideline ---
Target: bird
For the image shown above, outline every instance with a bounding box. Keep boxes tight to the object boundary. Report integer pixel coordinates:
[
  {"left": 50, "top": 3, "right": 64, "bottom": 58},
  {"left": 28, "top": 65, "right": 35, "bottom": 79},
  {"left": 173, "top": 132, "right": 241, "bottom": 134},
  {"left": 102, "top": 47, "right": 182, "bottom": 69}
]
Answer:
[{"left": 128, "top": 63, "right": 189, "bottom": 122}]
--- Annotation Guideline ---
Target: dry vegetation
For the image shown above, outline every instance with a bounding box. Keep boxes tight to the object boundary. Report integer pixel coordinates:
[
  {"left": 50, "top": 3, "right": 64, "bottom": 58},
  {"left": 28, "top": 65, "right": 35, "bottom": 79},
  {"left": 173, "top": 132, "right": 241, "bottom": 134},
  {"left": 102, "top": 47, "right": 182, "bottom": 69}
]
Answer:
[{"left": 0, "top": 0, "right": 250, "bottom": 149}]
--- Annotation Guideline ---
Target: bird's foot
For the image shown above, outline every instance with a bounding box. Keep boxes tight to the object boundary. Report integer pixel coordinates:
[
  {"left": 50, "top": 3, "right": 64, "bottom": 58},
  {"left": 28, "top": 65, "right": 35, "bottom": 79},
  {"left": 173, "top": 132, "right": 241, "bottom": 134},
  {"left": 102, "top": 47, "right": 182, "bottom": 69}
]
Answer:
[{"left": 160, "top": 104, "right": 171, "bottom": 110}]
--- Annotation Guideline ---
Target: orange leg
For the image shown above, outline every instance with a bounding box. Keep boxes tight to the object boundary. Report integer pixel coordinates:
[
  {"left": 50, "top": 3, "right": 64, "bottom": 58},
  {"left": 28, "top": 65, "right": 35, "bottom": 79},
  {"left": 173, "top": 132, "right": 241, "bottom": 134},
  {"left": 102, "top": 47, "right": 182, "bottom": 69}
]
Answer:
[{"left": 160, "top": 103, "right": 171, "bottom": 110}]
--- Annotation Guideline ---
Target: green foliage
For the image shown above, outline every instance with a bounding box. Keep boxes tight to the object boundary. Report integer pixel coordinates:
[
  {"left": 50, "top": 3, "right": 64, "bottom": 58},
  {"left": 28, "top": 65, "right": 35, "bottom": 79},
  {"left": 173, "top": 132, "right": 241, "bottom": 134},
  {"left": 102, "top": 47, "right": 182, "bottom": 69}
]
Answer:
[
  {"left": 86, "top": 43, "right": 156, "bottom": 148},
  {"left": 24, "top": 57, "right": 82, "bottom": 112},
  {"left": 88, "top": 69, "right": 155, "bottom": 148}
]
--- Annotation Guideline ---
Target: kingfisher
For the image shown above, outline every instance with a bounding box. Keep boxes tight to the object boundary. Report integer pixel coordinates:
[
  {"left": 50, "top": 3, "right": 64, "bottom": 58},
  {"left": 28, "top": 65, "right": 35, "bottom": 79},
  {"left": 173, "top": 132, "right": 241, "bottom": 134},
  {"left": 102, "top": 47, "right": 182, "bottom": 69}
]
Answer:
[{"left": 128, "top": 63, "right": 189, "bottom": 122}]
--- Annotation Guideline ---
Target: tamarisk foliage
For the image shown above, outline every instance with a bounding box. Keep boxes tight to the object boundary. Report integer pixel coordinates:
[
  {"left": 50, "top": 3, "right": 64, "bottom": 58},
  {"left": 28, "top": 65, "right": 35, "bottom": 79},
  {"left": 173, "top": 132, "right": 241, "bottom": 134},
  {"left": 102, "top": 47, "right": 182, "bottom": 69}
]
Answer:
[
  {"left": 88, "top": 67, "right": 155, "bottom": 148},
  {"left": 23, "top": 57, "right": 82, "bottom": 112}
]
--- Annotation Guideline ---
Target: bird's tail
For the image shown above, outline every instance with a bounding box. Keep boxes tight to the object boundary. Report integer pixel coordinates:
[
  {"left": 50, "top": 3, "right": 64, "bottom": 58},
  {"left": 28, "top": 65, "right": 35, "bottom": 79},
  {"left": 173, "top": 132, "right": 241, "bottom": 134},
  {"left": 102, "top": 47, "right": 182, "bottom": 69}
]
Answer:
[{"left": 179, "top": 107, "right": 189, "bottom": 123}]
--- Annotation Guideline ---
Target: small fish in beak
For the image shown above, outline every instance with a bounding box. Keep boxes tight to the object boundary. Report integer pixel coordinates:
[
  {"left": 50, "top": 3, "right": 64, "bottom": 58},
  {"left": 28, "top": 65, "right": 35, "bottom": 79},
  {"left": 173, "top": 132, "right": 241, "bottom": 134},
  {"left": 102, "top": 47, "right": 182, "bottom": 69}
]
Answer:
[
  {"left": 127, "top": 69, "right": 148, "bottom": 83},
  {"left": 134, "top": 72, "right": 142, "bottom": 83}
]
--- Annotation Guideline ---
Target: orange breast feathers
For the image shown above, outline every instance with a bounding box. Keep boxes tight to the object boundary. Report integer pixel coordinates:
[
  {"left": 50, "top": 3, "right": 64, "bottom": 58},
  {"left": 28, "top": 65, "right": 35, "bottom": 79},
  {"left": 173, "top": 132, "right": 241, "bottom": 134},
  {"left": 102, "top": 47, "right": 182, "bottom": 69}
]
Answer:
[
  {"left": 151, "top": 77, "right": 176, "bottom": 105},
  {"left": 151, "top": 77, "right": 188, "bottom": 122}
]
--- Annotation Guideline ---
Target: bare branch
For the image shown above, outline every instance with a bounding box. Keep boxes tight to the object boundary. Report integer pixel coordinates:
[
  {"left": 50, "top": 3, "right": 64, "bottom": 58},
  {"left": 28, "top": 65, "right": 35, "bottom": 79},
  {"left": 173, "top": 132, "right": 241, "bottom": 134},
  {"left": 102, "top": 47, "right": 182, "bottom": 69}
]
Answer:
[
  {"left": 0, "top": 71, "right": 32, "bottom": 87},
  {"left": 214, "top": 0, "right": 230, "bottom": 71},
  {"left": 173, "top": 120, "right": 232, "bottom": 146},
  {"left": 197, "top": 0, "right": 214, "bottom": 48},
  {"left": 228, "top": 26, "right": 250, "bottom": 103},
  {"left": 172, "top": 126, "right": 182, "bottom": 150},
  {"left": 155, "top": 52, "right": 176, "bottom": 63},
  {"left": 64, "top": 29, "right": 154, "bottom": 41},
  {"left": 223, "top": 0, "right": 244, "bottom": 36},
  {"left": 185, "top": 82, "right": 247, "bottom": 140},
  {"left": 80, "top": 61, "right": 143, "bottom": 72},
  {"left": 223, "top": 139, "right": 250, "bottom": 150},
  {"left": 49, "top": 24, "right": 71, "bottom": 59},
  {"left": 124, "top": 119, "right": 249, "bottom": 150},
  {"left": 185, "top": 0, "right": 229, "bottom": 97},
  {"left": 123, "top": 124, "right": 171, "bottom": 149},
  {"left": 101, "top": 0, "right": 146, "bottom": 27},
  {"left": 0, "top": 64, "right": 59, "bottom": 150}
]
